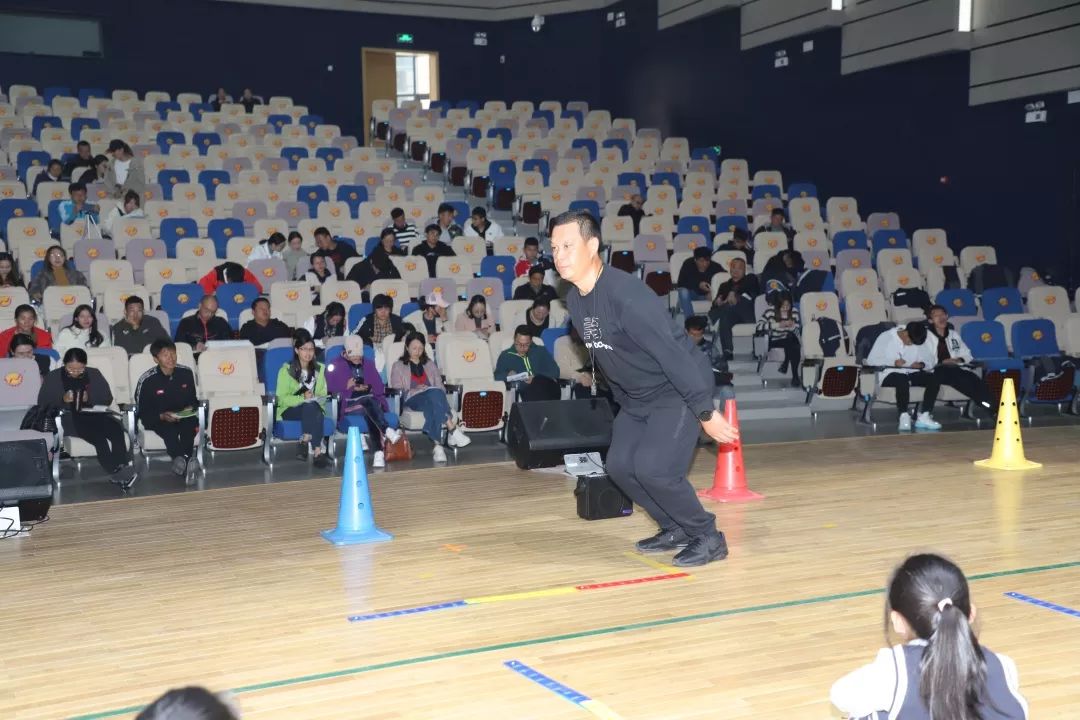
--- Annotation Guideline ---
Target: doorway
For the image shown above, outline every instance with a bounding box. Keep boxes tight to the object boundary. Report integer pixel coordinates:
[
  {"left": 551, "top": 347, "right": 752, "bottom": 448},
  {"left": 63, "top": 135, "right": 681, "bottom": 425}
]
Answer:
[{"left": 361, "top": 48, "right": 439, "bottom": 143}]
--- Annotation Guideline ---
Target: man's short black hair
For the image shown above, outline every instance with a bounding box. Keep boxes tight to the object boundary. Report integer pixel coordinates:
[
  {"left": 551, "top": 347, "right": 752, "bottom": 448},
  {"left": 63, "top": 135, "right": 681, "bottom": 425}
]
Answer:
[
  {"left": 513, "top": 324, "right": 532, "bottom": 339},
  {"left": 926, "top": 304, "right": 947, "bottom": 317},
  {"left": 471, "top": 206, "right": 487, "bottom": 219},
  {"left": 380, "top": 227, "right": 396, "bottom": 240},
  {"left": 68, "top": 182, "right": 86, "bottom": 194},
  {"left": 437, "top": 202, "right": 454, "bottom": 215},
  {"left": 124, "top": 295, "right": 144, "bottom": 310},
  {"left": 549, "top": 210, "right": 604, "bottom": 252},
  {"left": 372, "top": 293, "right": 393, "bottom": 310},
  {"left": 314, "top": 226, "right": 331, "bottom": 238},
  {"left": 149, "top": 338, "right": 176, "bottom": 357},
  {"left": 530, "top": 297, "right": 551, "bottom": 309},
  {"left": 905, "top": 321, "right": 928, "bottom": 345},
  {"left": 251, "top": 297, "right": 270, "bottom": 312},
  {"left": 732, "top": 227, "right": 749, "bottom": 242},
  {"left": 685, "top": 316, "right": 708, "bottom": 332},
  {"left": 771, "top": 208, "right": 786, "bottom": 217},
  {"left": 524, "top": 237, "right": 540, "bottom": 248},
  {"left": 14, "top": 303, "right": 36, "bottom": 319},
  {"left": 528, "top": 266, "right": 545, "bottom": 278},
  {"left": 425, "top": 223, "right": 441, "bottom": 235},
  {"left": 390, "top": 207, "right": 405, "bottom": 219},
  {"left": 76, "top": 140, "right": 91, "bottom": 148}
]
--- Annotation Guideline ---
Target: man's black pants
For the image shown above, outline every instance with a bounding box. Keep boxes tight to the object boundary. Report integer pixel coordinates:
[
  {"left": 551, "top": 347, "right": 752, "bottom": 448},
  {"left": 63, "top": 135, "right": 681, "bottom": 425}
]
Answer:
[
  {"left": 934, "top": 364, "right": 990, "bottom": 407},
  {"left": 606, "top": 402, "right": 716, "bottom": 537},
  {"left": 708, "top": 299, "right": 755, "bottom": 354},
  {"left": 143, "top": 417, "right": 199, "bottom": 459},
  {"left": 880, "top": 371, "right": 939, "bottom": 419}
]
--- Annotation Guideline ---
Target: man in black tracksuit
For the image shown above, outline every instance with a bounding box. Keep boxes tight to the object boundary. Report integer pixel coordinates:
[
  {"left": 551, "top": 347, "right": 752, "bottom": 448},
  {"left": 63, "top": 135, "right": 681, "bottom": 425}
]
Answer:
[
  {"left": 554, "top": 211, "right": 735, "bottom": 567},
  {"left": 135, "top": 339, "right": 199, "bottom": 477}
]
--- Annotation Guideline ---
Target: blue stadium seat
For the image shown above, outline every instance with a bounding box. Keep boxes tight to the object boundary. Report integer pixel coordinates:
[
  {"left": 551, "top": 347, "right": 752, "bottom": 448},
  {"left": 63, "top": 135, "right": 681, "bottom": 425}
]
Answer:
[
  {"left": 70, "top": 117, "right": 100, "bottom": 140},
  {"left": 981, "top": 287, "right": 1023, "bottom": 322},
  {"left": 159, "top": 283, "right": 203, "bottom": 335},
  {"left": 651, "top": 172, "right": 681, "bottom": 195},
  {"left": 788, "top": 182, "right": 817, "bottom": 199},
  {"left": 935, "top": 289, "right": 978, "bottom": 317},
  {"left": 155, "top": 101, "right": 181, "bottom": 120},
  {"left": 480, "top": 255, "right": 515, "bottom": 296},
  {"left": 678, "top": 216, "right": 711, "bottom": 236},
  {"left": 299, "top": 114, "right": 323, "bottom": 134},
  {"left": 429, "top": 100, "right": 451, "bottom": 117},
  {"left": 267, "top": 114, "right": 291, "bottom": 132},
  {"left": 157, "top": 170, "right": 190, "bottom": 200},
  {"left": 336, "top": 185, "right": 368, "bottom": 217},
  {"left": 540, "top": 327, "right": 569, "bottom": 352},
  {"left": 486, "top": 127, "right": 511, "bottom": 149},
  {"left": 832, "top": 230, "right": 869, "bottom": 255},
  {"left": 617, "top": 172, "right": 646, "bottom": 190},
  {"left": 0, "top": 199, "right": 39, "bottom": 239},
  {"left": 78, "top": 88, "right": 107, "bottom": 107},
  {"left": 691, "top": 147, "right": 718, "bottom": 163},
  {"left": 522, "top": 158, "right": 550, "bottom": 185},
  {"left": 1012, "top": 318, "right": 1059, "bottom": 361},
  {"left": 751, "top": 184, "right": 781, "bottom": 201},
  {"left": 561, "top": 110, "right": 584, "bottom": 130},
  {"left": 347, "top": 302, "right": 373, "bottom": 331},
  {"left": 281, "top": 146, "right": 309, "bottom": 170},
  {"left": 456, "top": 127, "right": 480, "bottom": 148},
  {"left": 215, "top": 282, "right": 260, "bottom": 327},
  {"left": 601, "top": 138, "right": 628, "bottom": 163},
  {"left": 16, "top": 150, "right": 51, "bottom": 182},
  {"left": 192, "top": 132, "right": 221, "bottom": 155},
  {"left": 197, "top": 170, "right": 230, "bottom": 201},
  {"left": 569, "top": 200, "right": 600, "bottom": 217},
  {"left": 156, "top": 131, "right": 185, "bottom": 155},
  {"left": 571, "top": 138, "right": 597, "bottom": 162},
  {"left": 447, "top": 201, "right": 470, "bottom": 226},
  {"left": 455, "top": 100, "right": 479, "bottom": 116},
  {"left": 41, "top": 87, "right": 70, "bottom": 105},
  {"left": 297, "top": 184, "right": 329, "bottom": 217},
  {"left": 188, "top": 103, "right": 212, "bottom": 121},
  {"left": 208, "top": 219, "right": 244, "bottom": 258},
  {"left": 715, "top": 215, "right": 749, "bottom": 235},
  {"left": 316, "top": 147, "right": 343, "bottom": 169},
  {"left": 961, "top": 321, "right": 1020, "bottom": 370},
  {"left": 871, "top": 229, "right": 909, "bottom": 264},
  {"left": 31, "top": 116, "right": 63, "bottom": 140},
  {"left": 47, "top": 199, "right": 63, "bottom": 234},
  {"left": 160, "top": 218, "right": 199, "bottom": 257},
  {"left": 531, "top": 110, "right": 555, "bottom": 129}
]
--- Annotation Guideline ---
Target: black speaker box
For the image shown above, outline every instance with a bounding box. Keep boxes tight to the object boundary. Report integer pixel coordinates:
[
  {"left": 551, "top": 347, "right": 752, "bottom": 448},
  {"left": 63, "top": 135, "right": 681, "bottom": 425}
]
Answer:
[
  {"left": 575, "top": 474, "right": 633, "bottom": 521},
  {"left": 506, "top": 398, "right": 614, "bottom": 470},
  {"left": 0, "top": 438, "right": 54, "bottom": 522}
]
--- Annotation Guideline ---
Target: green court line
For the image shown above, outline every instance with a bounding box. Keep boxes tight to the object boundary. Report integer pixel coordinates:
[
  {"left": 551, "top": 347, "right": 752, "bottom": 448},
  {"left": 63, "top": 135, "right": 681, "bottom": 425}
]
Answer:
[{"left": 68, "top": 559, "right": 1080, "bottom": 720}]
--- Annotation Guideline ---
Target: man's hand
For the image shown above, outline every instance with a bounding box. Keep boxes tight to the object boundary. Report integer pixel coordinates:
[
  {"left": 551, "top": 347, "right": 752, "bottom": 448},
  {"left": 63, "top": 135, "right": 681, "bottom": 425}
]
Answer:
[
  {"left": 698, "top": 281, "right": 710, "bottom": 293},
  {"left": 303, "top": 390, "right": 314, "bottom": 400},
  {"left": 701, "top": 412, "right": 739, "bottom": 445},
  {"left": 355, "top": 384, "right": 369, "bottom": 394},
  {"left": 576, "top": 372, "right": 592, "bottom": 387},
  {"left": 160, "top": 411, "right": 178, "bottom": 423},
  {"left": 726, "top": 292, "right": 738, "bottom": 305},
  {"left": 941, "top": 357, "right": 958, "bottom": 365},
  {"left": 346, "top": 378, "right": 356, "bottom": 390},
  {"left": 524, "top": 375, "right": 534, "bottom": 384},
  {"left": 894, "top": 359, "right": 907, "bottom": 367}
]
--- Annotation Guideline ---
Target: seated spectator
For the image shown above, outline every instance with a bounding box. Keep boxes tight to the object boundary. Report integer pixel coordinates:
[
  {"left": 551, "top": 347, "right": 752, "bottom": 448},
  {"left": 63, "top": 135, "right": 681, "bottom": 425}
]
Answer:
[
  {"left": 102, "top": 190, "right": 144, "bottom": 239},
  {"left": 867, "top": 321, "right": 941, "bottom": 432},
  {"left": 617, "top": 194, "right": 648, "bottom": 236},
  {"left": 464, "top": 206, "right": 504, "bottom": 243},
  {"left": 135, "top": 686, "right": 238, "bottom": 720},
  {"left": 29, "top": 245, "right": 89, "bottom": 303},
  {"left": 239, "top": 87, "right": 261, "bottom": 113},
  {"left": 135, "top": 339, "right": 199, "bottom": 477},
  {"left": 325, "top": 335, "right": 401, "bottom": 469},
  {"left": 716, "top": 227, "right": 755, "bottom": 267},
  {"left": 708, "top": 257, "right": 759, "bottom": 359},
  {"left": 282, "top": 231, "right": 307, "bottom": 280},
  {"left": 685, "top": 316, "right": 735, "bottom": 403},
  {"left": 757, "top": 293, "right": 802, "bottom": 387},
  {"left": 239, "top": 297, "right": 292, "bottom": 345},
  {"left": 175, "top": 295, "right": 233, "bottom": 354},
  {"left": 56, "top": 304, "right": 110, "bottom": 358},
  {"left": 104, "top": 139, "right": 146, "bottom": 199},
  {"left": 754, "top": 207, "right": 796, "bottom": 245},
  {"left": 76, "top": 154, "right": 109, "bottom": 185},
  {"left": 389, "top": 207, "right": 419, "bottom": 248},
  {"left": 197, "top": 261, "right": 263, "bottom": 296},
  {"left": 0, "top": 252, "right": 26, "bottom": 288},
  {"left": 514, "top": 237, "right": 553, "bottom": 277},
  {"left": 388, "top": 330, "right": 471, "bottom": 463},
  {"left": 210, "top": 87, "right": 229, "bottom": 112},
  {"left": 274, "top": 329, "right": 331, "bottom": 468},
  {"left": 925, "top": 304, "right": 991, "bottom": 411},
  {"left": 57, "top": 182, "right": 99, "bottom": 227},
  {"left": 677, "top": 247, "right": 723, "bottom": 319},
  {"left": 112, "top": 295, "right": 169, "bottom": 355},
  {"left": 314, "top": 226, "right": 357, "bottom": 276},
  {"left": 412, "top": 223, "right": 456, "bottom": 277},
  {"left": 418, "top": 292, "right": 449, "bottom": 345},
  {"left": 0, "top": 304, "right": 53, "bottom": 356},
  {"left": 355, "top": 293, "right": 405, "bottom": 346},
  {"left": 436, "top": 202, "right": 464, "bottom": 243},
  {"left": 8, "top": 332, "right": 51, "bottom": 377},
  {"left": 495, "top": 326, "right": 561, "bottom": 401},
  {"left": 303, "top": 301, "right": 346, "bottom": 349},
  {"left": 455, "top": 294, "right": 495, "bottom": 339},
  {"left": 304, "top": 251, "right": 334, "bottom": 302},
  {"left": 760, "top": 249, "right": 804, "bottom": 300},
  {"left": 246, "top": 231, "right": 286, "bottom": 264},
  {"left": 39, "top": 347, "right": 136, "bottom": 487},
  {"left": 513, "top": 265, "right": 558, "bottom": 302},
  {"left": 32, "top": 159, "right": 63, "bottom": 196},
  {"left": 346, "top": 228, "right": 403, "bottom": 291},
  {"left": 523, "top": 297, "right": 551, "bottom": 337},
  {"left": 62, "top": 140, "right": 94, "bottom": 180}
]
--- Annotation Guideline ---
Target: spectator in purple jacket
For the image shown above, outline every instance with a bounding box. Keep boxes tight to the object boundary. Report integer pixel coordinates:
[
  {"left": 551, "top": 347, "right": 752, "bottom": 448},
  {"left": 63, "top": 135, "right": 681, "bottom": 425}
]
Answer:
[{"left": 324, "top": 335, "right": 401, "bottom": 468}]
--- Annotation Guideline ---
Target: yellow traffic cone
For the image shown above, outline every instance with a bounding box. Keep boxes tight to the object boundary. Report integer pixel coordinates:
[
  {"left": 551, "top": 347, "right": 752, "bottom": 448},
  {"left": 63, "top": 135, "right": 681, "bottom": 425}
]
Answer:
[{"left": 974, "top": 378, "right": 1042, "bottom": 470}]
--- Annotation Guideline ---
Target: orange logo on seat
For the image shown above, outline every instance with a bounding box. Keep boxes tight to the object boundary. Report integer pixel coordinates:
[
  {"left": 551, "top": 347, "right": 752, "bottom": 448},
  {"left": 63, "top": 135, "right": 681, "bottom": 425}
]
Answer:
[
  {"left": 805, "top": 221, "right": 816, "bottom": 230},
  {"left": 34, "top": 247, "right": 46, "bottom": 259},
  {"left": 106, "top": 269, "right": 120, "bottom": 280},
  {"left": 242, "top": 244, "right": 253, "bottom": 255},
  {"left": 13, "top": 208, "right": 23, "bottom": 217},
  {"left": 856, "top": 276, "right": 867, "bottom": 286},
  {"left": 193, "top": 246, "right": 205, "bottom": 256},
  {"left": 0, "top": 296, "right": 9, "bottom": 307},
  {"left": 86, "top": 246, "right": 100, "bottom": 259},
  {"left": 177, "top": 293, "right": 189, "bottom": 303},
  {"left": 228, "top": 190, "right": 239, "bottom": 200},
  {"left": 807, "top": 237, "right": 818, "bottom": 247},
  {"left": 1031, "top": 271, "right": 1039, "bottom": 280},
  {"left": 880, "top": 219, "right": 888, "bottom": 227},
  {"left": 1032, "top": 329, "right": 1044, "bottom": 340},
  {"left": 60, "top": 294, "right": 76, "bottom": 305},
  {"left": 892, "top": 255, "right": 904, "bottom": 265},
  {"left": 482, "top": 286, "right": 494, "bottom": 296},
  {"left": 212, "top": 178, "right": 221, "bottom": 186},
  {"left": 449, "top": 264, "right": 461, "bottom": 274},
  {"left": 246, "top": 207, "right": 256, "bottom": 217},
  {"left": 286, "top": 290, "right": 299, "bottom": 301},
  {"left": 336, "top": 290, "right": 349, "bottom": 301},
  {"left": 767, "top": 238, "right": 778, "bottom": 250},
  {"left": 462, "top": 351, "right": 476, "bottom": 362},
  {"left": 975, "top": 253, "right": 986, "bottom": 263},
  {"left": 4, "top": 372, "right": 23, "bottom": 387},
  {"left": 841, "top": 219, "right": 852, "bottom": 229},
  {"left": 933, "top": 255, "right": 943, "bottom": 264},
  {"left": 496, "top": 264, "right": 506, "bottom": 273},
  {"left": 387, "top": 289, "right": 398, "bottom": 298},
  {"left": 952, "top": 298, "right": 963, "bottom": 308},
  {"left": 861, "top": 299, "right": 874, "bottom": 310},
  {"left": 1045, "top": 295, "right": 1056, "bottom": 305},
  {"left": 23, "top": 226, "right": 36, "bottom": 237},
  {"left": 329, "top": 208, "right": 340, "bottom": 217},
  {"left": 160, "top": 268, "right": 173, "bottom": 279},
  {"left": 811, "top": 257, "right": 822, "bottom": 268},
  {"left": 927, "top": 235, "right": 937, "bottom": 244},
  {"left": 143, "top": 247, "right": 155, "bottom": 257},
  {"left": 218, "top": 361, "right": 235, "bottom": 376},
  {"left": 998, "top": 297, "right": 1008, "bottom": 306},
  {"left": 898, "top": 275, "right": 910, "bottom": 286},
  {"left": 406, "top": 261, "right": 417, "bottom": 271},
  {"left": 851, "top": 258, "right": 861, "bottom": 268},
  {"left": 980, "top": 332, "right": 992, "bottom": 343},
  {"left": 260, "top": 267, "right": 276, "bottom": 278}
]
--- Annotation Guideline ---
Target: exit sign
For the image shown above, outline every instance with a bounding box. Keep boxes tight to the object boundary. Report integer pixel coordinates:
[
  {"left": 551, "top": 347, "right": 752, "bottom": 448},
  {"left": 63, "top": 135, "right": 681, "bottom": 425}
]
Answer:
[{"left": 396, "top": 33, "right": 414, "bottom": 44}]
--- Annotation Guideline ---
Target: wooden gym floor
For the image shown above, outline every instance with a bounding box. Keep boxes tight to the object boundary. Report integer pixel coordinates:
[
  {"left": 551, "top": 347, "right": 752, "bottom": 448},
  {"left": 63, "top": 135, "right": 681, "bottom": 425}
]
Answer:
[{"left": 3, "top": 426, "right": 1079, "bottom": 720}]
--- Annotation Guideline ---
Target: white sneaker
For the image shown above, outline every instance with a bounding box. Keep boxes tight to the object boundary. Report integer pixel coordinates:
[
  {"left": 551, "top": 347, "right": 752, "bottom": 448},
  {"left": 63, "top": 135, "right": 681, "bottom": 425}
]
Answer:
[
  {"left": 915, "top": 412, "right": 942, "bottom": 431},
  {"left": 898, "top": 413, "right": 912, "bottom": 432},
  {"left": 448, "top": 426, "right": 472, "bottom": 448},
  {"left": 373, "top": 450, "right": 386, "bottom": 468},
  {"left": 384, "top": 427, "right": 402, "bottom": 445},
  {"left": 432, "top": 444, "right": 447, "bottom": 463}
]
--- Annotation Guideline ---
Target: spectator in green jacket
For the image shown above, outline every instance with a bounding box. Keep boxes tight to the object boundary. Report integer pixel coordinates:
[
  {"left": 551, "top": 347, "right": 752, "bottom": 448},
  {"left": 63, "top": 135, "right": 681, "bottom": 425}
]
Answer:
[
  {"left": 494, "top": 325, "right": 561, "bottom": 402},
  {"left": 274, "top": 328, "right": 331, "bottom": 468}
]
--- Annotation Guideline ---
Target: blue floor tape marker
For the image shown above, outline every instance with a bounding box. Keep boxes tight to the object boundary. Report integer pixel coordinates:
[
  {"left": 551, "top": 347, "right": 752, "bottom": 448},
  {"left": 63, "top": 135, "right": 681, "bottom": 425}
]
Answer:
[
  {"left": 348, "top": 600, "right": 466, "bottom": 623},
  {"left": 504, "top": 660, "right": 623, "bottom": 718},
  {"left": 1004, "top": 592, "right": 1080, "bottom": 619}
]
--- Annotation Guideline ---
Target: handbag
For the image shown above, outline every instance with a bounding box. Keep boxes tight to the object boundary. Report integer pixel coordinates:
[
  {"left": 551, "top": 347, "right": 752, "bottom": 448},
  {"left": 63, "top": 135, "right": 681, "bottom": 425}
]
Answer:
[
  {"left": 85, "top": 213, "right": 103, "bottom": 241},
  {"left": 383, "top": 433, "right": 413, "bottom": 461}
]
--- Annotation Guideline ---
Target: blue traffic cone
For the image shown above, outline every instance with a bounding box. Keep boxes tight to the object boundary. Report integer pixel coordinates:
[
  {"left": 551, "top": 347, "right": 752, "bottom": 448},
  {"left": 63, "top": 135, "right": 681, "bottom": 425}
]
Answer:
[{"left": 321, "top": 426, "right": 392, "bottom": 545}]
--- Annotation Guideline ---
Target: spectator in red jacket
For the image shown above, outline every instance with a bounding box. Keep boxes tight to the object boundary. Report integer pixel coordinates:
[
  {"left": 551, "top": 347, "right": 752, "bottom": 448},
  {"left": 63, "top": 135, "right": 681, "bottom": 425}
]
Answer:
[
  {"left": 0, "top": 304, "right": 53, "bottom": 357},
  {"left": 197, "top": 261, "right": 263, "bottom": 296}
]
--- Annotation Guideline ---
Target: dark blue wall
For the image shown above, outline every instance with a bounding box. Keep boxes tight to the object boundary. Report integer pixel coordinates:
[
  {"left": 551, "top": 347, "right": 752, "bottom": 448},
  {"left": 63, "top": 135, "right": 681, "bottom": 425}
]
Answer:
[{"left": 5, "top": 0, "right": 1077, "bottom": 284}]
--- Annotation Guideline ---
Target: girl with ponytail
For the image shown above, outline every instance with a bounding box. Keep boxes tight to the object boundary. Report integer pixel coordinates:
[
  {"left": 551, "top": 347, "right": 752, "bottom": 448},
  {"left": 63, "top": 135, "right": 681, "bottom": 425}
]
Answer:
[{"left": 831, "top": 553, "right": 1027, "bottom": 719}]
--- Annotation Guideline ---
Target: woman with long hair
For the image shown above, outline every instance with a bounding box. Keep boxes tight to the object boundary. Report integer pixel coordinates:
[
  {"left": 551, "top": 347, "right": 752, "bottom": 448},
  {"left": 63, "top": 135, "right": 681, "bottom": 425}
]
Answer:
[
  {"left": 27, "top": 245, "right": 89, "bottom": 303},
  {"left": 56, "top": 304, "right": 110, "bottom": 357},
  {"left": 274, "top": 329, "right": 331, "bottom": 468},
  {"left": 38, "top": 348, "right": 136, "bottom": 488},
  {"left": 831, "top": 553, "right": 1028, "bottom": 719},
  {"left": 454, "top": 294, "right": 495, "bottom": 339},
  {"left": 0, "top": 252, "right": 25, "bottom": 288},
  {"left": 387, "top": 331, "right": 470, "bottom": 463}
]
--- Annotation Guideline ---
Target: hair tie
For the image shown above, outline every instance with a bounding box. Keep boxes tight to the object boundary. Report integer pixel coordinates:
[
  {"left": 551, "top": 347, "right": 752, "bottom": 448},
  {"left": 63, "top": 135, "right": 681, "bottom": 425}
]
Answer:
[{"left": 937, "top": 597, "right": 953, "bottom": 612}]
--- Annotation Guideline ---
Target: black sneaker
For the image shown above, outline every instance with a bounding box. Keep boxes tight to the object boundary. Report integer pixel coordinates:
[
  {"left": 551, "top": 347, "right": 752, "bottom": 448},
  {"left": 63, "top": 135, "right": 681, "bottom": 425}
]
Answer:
[
  {"left": 778, "top": 361, "right": 789, "bottom": 374},
  {"left": 296, "top": 441, "right": 309, "bottom": 461},
  {"left": 672, "top": 531, "right": 729, "bottom": 567},
  {"left": 635, "top": 527, "right": 691, "bottom": 554},
  {"left": 313, "top": 452, "right": 330, "bottom": 469}
]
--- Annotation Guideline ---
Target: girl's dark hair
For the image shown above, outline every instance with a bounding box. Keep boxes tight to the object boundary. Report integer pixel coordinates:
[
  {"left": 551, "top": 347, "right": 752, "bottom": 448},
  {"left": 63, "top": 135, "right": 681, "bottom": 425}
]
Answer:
[
  {"left": 134, "top": 686, "right": 238, "bottom": 720},
  {"left": 69, "top": 303, "right": 104, "bottom": 347},
  {"left": 0, "top": 252, "right": 25, "bottom": 286},
  {"left": 466, "top": 294, "right": 486, "bottom": 318},
  {"left": 288, "top": 328, "right": 319, "bottom": 380},
  {"left": 63, "top": 347, "right": 88, "bottom": 365},
  {"left": 45, "top": 245, "right": 68, "bottom": 267},
  {"left": 886, "top": 553, "right": 986, "bottom": 720},
  {"left": 8, "top": 332, "right": 36, "bottom": 356},
  {"left": 264, "top": 231, "right": 286, "bottom": 247},
  {"left": 400, "top": 330, "right": 429, "bottom": 366},
  {"left": 123, "top": 189, "right": 141, "bottom": 207},
  {"left": 287, "top": 230, "right": 302, "bottom": 242}
]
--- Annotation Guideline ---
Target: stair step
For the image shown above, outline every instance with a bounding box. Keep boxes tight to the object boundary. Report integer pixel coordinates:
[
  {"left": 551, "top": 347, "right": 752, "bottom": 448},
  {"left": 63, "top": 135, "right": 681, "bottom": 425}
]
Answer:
[
  {"left": 739, "top": 405, "right": 813, "bottom": 421},
  {"left": 733, "top": 388, "right": 806, "bottom": 403}
]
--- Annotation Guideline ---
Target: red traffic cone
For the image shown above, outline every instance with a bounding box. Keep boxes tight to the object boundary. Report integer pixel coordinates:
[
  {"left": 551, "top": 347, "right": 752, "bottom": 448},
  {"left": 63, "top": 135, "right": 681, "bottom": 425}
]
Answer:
[{"left": 697, "top": 398, "right": 763, "bottom": 503}]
